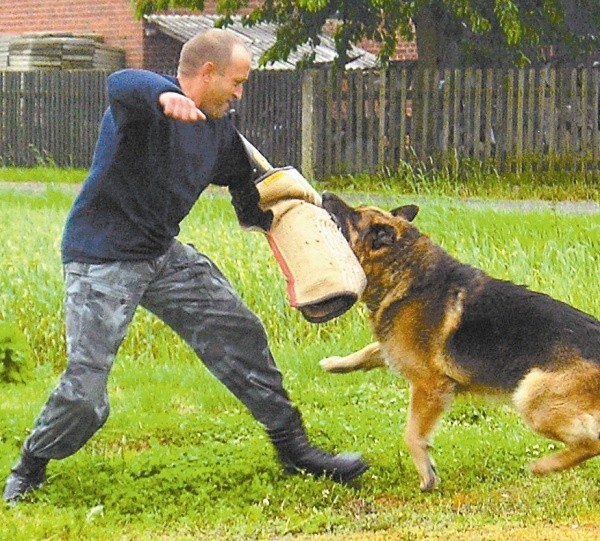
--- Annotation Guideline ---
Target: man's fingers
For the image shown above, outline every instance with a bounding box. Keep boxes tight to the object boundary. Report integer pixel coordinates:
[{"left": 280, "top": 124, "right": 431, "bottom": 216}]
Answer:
[{"left": 159, "top": 92, "right": 206, "bottom": 123}]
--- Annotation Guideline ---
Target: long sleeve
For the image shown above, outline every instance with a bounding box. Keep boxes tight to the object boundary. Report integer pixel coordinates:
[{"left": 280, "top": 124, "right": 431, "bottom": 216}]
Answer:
[{"left": 106, "top": 69, "right": 182, "bottom": 130}]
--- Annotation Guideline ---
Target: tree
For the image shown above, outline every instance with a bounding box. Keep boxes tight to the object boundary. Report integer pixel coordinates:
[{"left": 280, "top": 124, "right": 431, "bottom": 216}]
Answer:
[{"left": 134, "top": 1, "right": 599, "bottom": 69}]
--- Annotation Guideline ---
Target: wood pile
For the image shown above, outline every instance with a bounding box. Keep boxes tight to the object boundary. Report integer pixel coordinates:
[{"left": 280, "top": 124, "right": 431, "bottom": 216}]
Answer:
[{"left": 1, "top": 33, "right": 124, "bottom": 71}]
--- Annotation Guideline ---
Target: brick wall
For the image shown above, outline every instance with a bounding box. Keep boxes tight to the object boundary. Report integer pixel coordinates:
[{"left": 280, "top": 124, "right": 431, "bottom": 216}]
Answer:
[
  {"left": 322, "top": 20, "right": 418, "bottom": 63},
  {"left": 0, "top": 0, "right": 144, "bottom": 68},
  {"left": 360, "top": 38, "right": 418, "bottom": 62}
]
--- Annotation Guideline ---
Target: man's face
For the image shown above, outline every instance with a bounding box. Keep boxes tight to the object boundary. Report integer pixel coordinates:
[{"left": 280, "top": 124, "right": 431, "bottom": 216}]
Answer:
[{"left": 200, "top": 45, "right": 251, "bottom": 119}]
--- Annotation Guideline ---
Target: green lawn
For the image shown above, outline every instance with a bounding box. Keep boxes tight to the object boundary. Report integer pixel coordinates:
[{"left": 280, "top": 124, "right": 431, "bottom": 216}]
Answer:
[{"left": 0, "top": 184, "right": 598, "bottom": 540}]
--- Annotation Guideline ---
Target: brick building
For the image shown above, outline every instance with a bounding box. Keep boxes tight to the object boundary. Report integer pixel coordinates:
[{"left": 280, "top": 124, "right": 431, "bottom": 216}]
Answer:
[{"left": 0, "top": 0, "right": 416, "bottom": 70}]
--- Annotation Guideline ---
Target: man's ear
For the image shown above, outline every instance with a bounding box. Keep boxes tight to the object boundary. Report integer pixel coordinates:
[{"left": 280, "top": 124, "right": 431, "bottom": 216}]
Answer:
[
  {"left": 391, "top": 204, "right": 419, "bottom": 222},
  {"left": 199, "top": 61, "right": 216, "bottom": 79}
]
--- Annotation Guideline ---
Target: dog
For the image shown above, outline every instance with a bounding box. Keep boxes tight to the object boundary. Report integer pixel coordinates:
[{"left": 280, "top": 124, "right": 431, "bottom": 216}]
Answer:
[{"left": 319, "top": 192, "right": 600, "bottom": 492}]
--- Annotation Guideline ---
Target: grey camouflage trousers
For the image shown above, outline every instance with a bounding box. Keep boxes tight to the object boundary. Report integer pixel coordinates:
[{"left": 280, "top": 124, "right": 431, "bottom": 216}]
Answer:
[{"left": 23, "top": 240, "right": 298, "bottom": 460}]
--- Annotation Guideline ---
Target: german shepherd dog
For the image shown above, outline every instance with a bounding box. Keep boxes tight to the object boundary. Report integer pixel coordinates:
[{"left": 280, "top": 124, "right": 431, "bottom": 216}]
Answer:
[{"left": 320, "top": 192, "right": 600, "bottom": 492}]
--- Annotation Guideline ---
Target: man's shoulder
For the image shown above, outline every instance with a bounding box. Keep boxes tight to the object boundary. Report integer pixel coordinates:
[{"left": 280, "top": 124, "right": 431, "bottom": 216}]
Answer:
[{"left": 108, "top": 69, "right": 180, "bottom": 93}]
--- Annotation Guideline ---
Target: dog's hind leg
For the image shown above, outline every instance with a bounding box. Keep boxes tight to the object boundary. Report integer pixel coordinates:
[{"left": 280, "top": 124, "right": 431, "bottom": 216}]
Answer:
[
  {"left": 320, "top": 342, "right": 386, "bottom": 373},
  {"left": 404, "top": 379, "right": 455, "bottom": 492},
  {"left": 514, "top": 363, "right": 600, "bottom": 475},
  {"left": 529, "top": 441, "right": 600, "bottom": 475}
]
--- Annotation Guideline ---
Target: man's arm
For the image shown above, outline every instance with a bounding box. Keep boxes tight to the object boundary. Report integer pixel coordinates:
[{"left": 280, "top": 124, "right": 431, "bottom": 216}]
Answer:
[
  {"left": 107, "top": 69, "right": 194, "bottom": 128},
  {"left": 229, "top": 182, "right": 274, "bottom": 231},
  {"left": 214, "top": 128, "right": 273, "bottom": 231},
  {"left": 159, "top": 92, "right": 206, "bottom": 123}
]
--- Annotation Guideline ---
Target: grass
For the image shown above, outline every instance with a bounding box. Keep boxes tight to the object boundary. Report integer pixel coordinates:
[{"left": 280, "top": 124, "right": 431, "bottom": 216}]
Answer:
[
  {"left": 0, "top": 178, "right": 599, "bottom": 540},
  {"left": 0, "top": 166, "right": 86, "bottom": 185},
  {"left": 1, "top": 161, "right": 599, "bottom": 201}
]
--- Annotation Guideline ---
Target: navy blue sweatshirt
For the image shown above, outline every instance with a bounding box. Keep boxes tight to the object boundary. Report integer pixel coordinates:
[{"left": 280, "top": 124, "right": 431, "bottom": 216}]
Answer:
[{"left": 62, "top": 69, "right": 260, "bottom": 263}]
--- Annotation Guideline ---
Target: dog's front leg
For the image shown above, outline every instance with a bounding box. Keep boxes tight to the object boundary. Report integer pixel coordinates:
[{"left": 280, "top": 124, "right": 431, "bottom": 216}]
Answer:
[
  {"left": 320, "top": 342, "right": 386, "bottom": 373},
  {"left": 404, "top": 380, "right": 455, "bottom": 492}
]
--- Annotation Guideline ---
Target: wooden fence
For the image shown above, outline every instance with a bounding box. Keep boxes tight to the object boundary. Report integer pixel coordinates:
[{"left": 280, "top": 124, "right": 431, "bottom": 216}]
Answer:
[
  {"left": 0, "top": 70, "right": 107, "bottom": 168},
  {"left": 305, "top": 66, "right": 600, "bottom": 177},
  {"left": 0, "top": 66, "right": 599, "bottom": 175}
]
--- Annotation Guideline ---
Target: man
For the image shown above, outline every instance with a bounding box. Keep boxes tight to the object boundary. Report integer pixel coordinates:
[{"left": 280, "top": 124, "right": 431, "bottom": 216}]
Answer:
[{"left": 3, "top": 28, "right": 369, "bottom": 503}]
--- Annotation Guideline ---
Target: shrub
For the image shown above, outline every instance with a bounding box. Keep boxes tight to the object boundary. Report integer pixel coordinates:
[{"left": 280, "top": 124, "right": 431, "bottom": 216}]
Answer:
[{"left": 0, "top": 320, "right": 34, "bottom": 383}]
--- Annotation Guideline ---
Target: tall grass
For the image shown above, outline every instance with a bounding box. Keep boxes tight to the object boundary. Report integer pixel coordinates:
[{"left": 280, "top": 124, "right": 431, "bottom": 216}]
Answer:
[
  {"left": 0, "top": 186, "right": 599, "bottom": 540},
  {"left": 324, "top": 157, "right": 600, "bottom": 202}
]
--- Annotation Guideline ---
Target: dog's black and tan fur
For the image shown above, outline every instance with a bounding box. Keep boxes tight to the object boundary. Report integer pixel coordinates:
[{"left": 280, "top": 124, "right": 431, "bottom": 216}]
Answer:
[{"left": 320, "top": 192, "right": 600, "bottom": 491}]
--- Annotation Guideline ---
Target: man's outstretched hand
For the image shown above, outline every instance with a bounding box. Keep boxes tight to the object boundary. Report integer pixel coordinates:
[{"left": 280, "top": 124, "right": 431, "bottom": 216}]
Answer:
[{"left": 159, "top": 92, "right": 206, "bottom": 123}]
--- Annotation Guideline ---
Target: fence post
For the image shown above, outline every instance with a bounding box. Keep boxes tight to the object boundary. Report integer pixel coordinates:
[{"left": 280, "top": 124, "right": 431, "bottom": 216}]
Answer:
[
  {"left": 301, "top": 69, "right": 317, "bottom": 180},
  {"left": 377, "top": 68, "right": 387, "bottom": 173}
]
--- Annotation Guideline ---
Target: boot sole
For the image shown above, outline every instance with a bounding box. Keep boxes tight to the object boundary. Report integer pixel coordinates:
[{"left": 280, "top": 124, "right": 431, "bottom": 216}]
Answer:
[
  {"left": 283, "top": 458, "right": 370, "bottom": 484},
  {"left": 332, "top": 459, "right": 370, "bottom": 484},
  {"left": 3, "top": 477, "right": 45, "bottom": 504}
]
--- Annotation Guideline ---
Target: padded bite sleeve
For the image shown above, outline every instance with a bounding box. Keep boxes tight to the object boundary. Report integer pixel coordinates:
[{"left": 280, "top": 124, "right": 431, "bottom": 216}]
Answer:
[{"left": 256, "top": 168, "right": 366, "bottom": 323}]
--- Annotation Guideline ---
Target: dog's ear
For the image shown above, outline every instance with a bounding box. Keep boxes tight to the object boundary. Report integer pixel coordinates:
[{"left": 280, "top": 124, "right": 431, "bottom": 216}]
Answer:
[
  {"left": 370, "top": 224, "right": 396, "bottom": 249},
  {"left": 391, "top": 204, "right": 419, "bottom": 222}
]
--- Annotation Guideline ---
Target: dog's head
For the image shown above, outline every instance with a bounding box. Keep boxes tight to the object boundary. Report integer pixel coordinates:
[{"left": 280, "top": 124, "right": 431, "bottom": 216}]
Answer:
[
  {"left": 322, "top": 191, "right": 420, "bottom": 258},
  {"left": 322, "top": 192, "right": 422, "bottom": 308}
]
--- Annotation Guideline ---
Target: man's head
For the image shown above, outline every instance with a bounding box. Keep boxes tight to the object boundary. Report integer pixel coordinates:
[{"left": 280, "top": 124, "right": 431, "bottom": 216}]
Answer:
[{"left": 177, "top": 28, "right": 252, "bottom": 119}]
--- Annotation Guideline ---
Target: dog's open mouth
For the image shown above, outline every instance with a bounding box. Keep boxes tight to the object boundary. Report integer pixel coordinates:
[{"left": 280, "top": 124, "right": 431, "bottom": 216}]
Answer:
[
  {"left": 325, "top": 209, "right": 346, "bottom": 239},
  {"left": 321, "top": 194, "right": 341, "bottom": 227},
  {"left": 321, "top": 192, "right": 354, "bottom": 243},
  {"left": 328, "top": 212, "right": 341, "bottom": 229}
]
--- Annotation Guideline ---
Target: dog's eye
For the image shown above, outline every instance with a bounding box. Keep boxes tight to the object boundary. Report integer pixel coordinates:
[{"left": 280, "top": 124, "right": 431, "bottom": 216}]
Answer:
[{"left": 371, "top": 224, "right": 395, "bottom": 249}]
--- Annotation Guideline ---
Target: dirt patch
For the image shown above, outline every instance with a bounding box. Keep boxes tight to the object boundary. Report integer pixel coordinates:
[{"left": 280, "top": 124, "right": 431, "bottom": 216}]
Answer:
[
  {"left": 0, "top": 181, "right": 81, "bottom": 194},
  {"left": 300, "top": 523, "right": 600, "bottom": 540}
]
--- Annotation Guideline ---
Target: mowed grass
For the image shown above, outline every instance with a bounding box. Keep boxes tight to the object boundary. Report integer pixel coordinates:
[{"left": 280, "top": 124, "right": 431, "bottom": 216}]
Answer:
[{"left": 0, "top": 186, "right": 599, "bottom": 540}]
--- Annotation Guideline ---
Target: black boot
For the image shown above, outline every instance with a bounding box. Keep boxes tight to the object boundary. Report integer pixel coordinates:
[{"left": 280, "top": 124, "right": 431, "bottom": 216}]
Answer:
[
  {"left": 268, "top": 416, "right": 369, "bottom": 484},
  {"left": 3, "top": 450, "right": 49, "bottom": 504}
]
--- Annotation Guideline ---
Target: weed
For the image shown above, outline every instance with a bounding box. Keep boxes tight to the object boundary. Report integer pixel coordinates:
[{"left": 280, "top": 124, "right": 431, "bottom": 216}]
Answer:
[{"left": 0, "top": 320, "right": 34, "bottom": 383}]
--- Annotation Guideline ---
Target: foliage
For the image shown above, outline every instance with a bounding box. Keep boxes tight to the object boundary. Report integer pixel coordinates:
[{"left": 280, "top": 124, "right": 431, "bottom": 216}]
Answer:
[
  {"left": 0, "top": 320, "right": 34, "bottom": 384},
  {"left": 457, "top": 0, "right": 600, "bottom": 67},
  {"left": 0, "top": 184, "right": 599, "bottom": 539},
  {"left": 133, "top": 1, "right": 599, "bottom": 68}
]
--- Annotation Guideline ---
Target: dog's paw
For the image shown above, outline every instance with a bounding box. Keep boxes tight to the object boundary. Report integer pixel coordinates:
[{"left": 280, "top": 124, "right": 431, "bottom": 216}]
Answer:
[
  {"left": 419, "top": 464, "right": 441, "bottom": 492},
  {"left": 319, "top": 356, "right": 353, "bottom": 373},
  {"left": 529, "top": 456, "right": 559, "bottom": 475},
  {"left": 420, "top": 475, "right": 441, "bottom": 492}
]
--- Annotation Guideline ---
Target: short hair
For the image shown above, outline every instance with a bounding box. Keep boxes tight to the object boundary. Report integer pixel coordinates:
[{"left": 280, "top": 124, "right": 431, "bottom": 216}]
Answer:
[{"left": 177, "top": 28, "right": 250, "bottom": 78}]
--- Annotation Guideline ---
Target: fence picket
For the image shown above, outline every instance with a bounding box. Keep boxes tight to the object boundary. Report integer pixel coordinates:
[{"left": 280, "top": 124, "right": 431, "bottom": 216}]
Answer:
[{"left": 593, "top": 69, "right": 599, "bottom": 165}]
